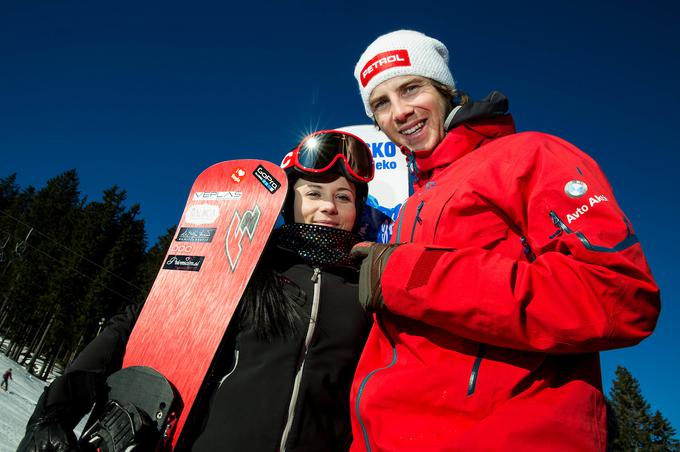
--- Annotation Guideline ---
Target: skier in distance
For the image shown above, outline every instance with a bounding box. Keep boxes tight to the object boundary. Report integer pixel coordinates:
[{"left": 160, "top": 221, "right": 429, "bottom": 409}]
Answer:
[{"left": 1, "top": 368, "right": 11, "bottom": 391}]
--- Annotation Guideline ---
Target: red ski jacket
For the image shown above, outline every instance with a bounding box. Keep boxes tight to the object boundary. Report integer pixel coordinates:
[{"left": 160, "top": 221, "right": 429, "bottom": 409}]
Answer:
[{"left": 350, "top": 114, "right": 660, "bottom": 451}]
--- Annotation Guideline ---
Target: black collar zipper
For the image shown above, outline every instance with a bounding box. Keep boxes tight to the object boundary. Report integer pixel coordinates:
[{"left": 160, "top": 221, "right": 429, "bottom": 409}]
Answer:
[{"left": 410, "top": 200, "right": 425, "bottom": 242}]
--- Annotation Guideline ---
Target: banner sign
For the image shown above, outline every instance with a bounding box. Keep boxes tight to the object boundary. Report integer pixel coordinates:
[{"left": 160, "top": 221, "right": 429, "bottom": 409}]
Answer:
[{"left": 338, "top": 125, "right": 409, "bottom": 243}]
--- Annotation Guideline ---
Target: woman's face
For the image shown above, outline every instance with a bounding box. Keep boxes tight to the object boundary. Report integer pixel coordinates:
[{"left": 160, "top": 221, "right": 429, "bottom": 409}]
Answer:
[
  {"left": 369, "top": 75, "right": 449, "bottom": 154},
  {"left": 293, "top": 175, "right": 357, "bottom": 231}
]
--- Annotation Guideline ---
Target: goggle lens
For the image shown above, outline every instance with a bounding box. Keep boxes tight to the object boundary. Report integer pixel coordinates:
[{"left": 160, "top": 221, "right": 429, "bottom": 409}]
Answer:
[{"left": 296, "top": 131, "right": 374, "bottom": 182}]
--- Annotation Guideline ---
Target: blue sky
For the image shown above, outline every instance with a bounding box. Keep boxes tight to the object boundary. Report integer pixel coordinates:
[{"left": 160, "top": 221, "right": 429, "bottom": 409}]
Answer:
[{"left": 2, "top": 0, "right": 678, "bottom": 430}]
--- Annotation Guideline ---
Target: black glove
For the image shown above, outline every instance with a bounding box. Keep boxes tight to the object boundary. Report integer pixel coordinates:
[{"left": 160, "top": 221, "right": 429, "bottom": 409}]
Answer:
[
  {"left": 351, "top": 242, "right": 401, "bottom": 311},
  {"left": 17, "top": 371, "right": 100, "bottom": 452},
  {"left": 16, "top": 415, "right": 78, "bottom": 452}
]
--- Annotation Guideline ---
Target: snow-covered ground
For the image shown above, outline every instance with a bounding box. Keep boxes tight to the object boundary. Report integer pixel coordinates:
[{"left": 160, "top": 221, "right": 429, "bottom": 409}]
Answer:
[{"left": 0, "top": 352, "right": 48, "bottom": 452}]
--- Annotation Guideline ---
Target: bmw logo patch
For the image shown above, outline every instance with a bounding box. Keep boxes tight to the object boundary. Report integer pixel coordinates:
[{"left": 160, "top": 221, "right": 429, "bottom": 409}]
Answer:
[{"left": 564, "top": 180, "right": 588, "bottom": 198}]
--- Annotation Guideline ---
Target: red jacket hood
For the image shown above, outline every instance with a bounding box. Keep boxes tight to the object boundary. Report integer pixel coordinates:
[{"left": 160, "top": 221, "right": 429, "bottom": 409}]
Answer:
[{"left": 410, "top": 115, "right": 516, "bottom": 188}]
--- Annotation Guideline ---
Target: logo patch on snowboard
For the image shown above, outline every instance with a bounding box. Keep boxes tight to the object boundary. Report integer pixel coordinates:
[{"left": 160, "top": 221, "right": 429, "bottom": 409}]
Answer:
[
  {"left": 170, "top": 244, "right": 194, "bottom": 253},
  {"left": 193, "top": 191, "right": 242, "bottom": 201},
  {"left": 176, "top": 227, "right": 217, "bottom": 243},
  {"left": 225, "top": 204, "right": 261, "bottom": 272},
  {"left": 185, "top": 204, "right": 220, "bottom": 225},
  {"left": 253, "top": 165, "right": 281, "bottom": 193},
  {"left": 231, "top": 167, "right": 247, "bottom": 183},
  {"left": 163, "top": 255, "right": 205, "bottom": 272}
]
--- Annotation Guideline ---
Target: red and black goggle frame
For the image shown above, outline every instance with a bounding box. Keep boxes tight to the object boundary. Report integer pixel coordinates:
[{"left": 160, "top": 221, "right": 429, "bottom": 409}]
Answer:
[{"left": 281, "top": 130, "right": 375, "bottom": 184}]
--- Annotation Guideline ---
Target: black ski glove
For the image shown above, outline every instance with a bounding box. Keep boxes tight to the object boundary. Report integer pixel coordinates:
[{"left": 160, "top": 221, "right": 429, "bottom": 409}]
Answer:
[
  {"left": 16, "top": 414, "right": 78, "bottom": 452},
  {"left": 351, "top": 242, "right": 401, "bottom": 312},
  {"left": 17, "top": 371, "right": 100, "bottom": 452}
]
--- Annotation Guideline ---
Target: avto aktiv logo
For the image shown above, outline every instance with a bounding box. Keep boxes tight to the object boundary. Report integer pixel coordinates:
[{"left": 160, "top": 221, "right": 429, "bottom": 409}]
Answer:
[{"left": 225, "top": 204, "right": 261, "bottom": 272}]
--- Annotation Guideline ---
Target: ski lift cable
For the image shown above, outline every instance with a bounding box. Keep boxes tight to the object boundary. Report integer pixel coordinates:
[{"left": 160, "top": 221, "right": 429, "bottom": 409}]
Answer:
[
  {"left": 0, "top": 230, "right": 14, "bottom": 267},
  {"left": 14, "top": 228, "right": 32, "bottom": 255},
  {"left": 0, "top": 231, "right": 10, "bottom": 249},
  {"left": 22, "top": 241, "right": 139, "bottom": 305},
  {"left": 0, "top": 210, "right": 146, "bottom": 293}
]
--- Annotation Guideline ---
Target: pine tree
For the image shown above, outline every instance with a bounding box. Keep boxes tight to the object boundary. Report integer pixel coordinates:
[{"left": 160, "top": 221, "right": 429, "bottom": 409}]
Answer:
[
  {"left": 16, "top": 170, "right": 83, "bottom": 370},
  {"left": 78, "top": 188, "right": 148, "bottom": 333},
  {"left": 0, "top": 170, "right": 175, "bottom": 378},
  {"left": 609, "top": 365, "right": 679, "bottom": 451},
  {"left": 134, "top": 226, "right": 176, "bottom": 303},
  {"left": 0, "top": 173, "right": 20, "bottom": 212},
  {"left": 0, "top": 174, "right": 22, "bottom": 307},
  {"left": 0, "top": 175, "right": 33, "bottom": 287},
  {"left": 649, "top": 410, "right": 680, "bottom": 451}
]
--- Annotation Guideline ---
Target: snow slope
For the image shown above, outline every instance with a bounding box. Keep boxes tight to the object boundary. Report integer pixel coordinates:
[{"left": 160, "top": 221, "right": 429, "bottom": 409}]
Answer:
[{"left": 0, "top": 352, "right": 48, "bottom": 452}]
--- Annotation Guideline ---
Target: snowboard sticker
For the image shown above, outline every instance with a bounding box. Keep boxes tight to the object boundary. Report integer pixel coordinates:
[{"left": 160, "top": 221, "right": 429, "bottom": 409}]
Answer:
[
  {"left": 338, "top": 125, "right": 409, "bottom": 243},
  {"left": 117, "top": 160, "right": 287, "bottom": 448}
]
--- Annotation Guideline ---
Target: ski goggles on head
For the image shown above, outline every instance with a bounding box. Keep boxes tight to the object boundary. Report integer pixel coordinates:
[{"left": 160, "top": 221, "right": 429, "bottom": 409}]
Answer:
[{"left": 281, "top": 130, "right": 375, "bottom": 183}]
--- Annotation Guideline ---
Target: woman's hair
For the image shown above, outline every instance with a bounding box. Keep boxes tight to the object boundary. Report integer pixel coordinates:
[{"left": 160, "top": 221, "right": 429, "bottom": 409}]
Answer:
[{"left": 236, "top": 248, "right": 301, "bottom": 342}]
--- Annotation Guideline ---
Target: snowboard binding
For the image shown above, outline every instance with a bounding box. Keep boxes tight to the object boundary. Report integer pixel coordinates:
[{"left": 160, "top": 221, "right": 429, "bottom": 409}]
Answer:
[{"left": 80, "top": 366, "right": 178, "bottom": 451}]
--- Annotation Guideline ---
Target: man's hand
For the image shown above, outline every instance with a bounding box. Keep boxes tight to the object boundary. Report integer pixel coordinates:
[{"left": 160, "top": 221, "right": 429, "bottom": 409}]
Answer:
[{"left": 351, "top": 242, "right": 401, "bottom": 311}]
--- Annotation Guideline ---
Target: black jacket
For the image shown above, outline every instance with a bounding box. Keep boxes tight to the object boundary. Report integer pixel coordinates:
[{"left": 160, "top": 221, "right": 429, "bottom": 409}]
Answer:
[
  {"left": 191, "top": 245, "right": 371, "bottom": 451},
  {"left": 33, "top": 239, "right": 371, "bottom": 451}
]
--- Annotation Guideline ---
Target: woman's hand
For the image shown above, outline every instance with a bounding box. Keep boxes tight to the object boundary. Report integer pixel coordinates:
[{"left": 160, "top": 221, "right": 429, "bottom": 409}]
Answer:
[{"left": 17, "top": 416, "right": 78, "bottom": 452}]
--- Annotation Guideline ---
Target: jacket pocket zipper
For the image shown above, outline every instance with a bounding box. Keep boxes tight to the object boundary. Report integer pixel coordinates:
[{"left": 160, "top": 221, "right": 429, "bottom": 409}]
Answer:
[
  {"left": 410, "top": 200, "right": 425, "bottom": 242},
  {"left": 395, "top": 199, "right": 408, "bottom": 242},
  {"left": 467, "top": 344, "right": 486, "bottom": 396},
  {"left": 549, "top": 210, "right": 638, "bottom": 253}
]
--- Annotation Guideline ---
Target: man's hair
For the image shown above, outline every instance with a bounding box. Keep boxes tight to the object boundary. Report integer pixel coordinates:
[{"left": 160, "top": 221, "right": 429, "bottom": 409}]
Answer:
[{"left": 431, "top": 80, "right": 470, "bottom": 110}]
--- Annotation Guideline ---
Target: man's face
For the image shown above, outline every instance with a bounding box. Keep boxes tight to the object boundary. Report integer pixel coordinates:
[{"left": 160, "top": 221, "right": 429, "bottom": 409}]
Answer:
[{"left": 369, "top": 75, "right": 449, "bottom": 154}]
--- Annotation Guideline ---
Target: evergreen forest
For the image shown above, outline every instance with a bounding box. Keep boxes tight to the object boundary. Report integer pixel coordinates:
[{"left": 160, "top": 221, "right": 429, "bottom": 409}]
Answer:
[{"left": 0, "top": 170, "right": 174, "bottom": 379}]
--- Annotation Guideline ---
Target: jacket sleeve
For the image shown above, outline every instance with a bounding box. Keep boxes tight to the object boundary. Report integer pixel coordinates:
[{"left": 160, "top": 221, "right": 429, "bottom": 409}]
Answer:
[
  {"left": 381, "top": 133, "right": 660, "bottom": 353},
  {"left": 66, "top": 303, "right": 140, "bottom": 376},
  {"left": 31, "top": 303, "right": 141, "bottom": 428}
]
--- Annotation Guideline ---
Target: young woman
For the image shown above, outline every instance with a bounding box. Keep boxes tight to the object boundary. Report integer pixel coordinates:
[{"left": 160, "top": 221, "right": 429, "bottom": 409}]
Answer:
[
  {"left": 349, "top": 30, "right": 660, "bottom": 451},
  {"left": 17, "top": 130, "right": 375, "bottom": 451}
]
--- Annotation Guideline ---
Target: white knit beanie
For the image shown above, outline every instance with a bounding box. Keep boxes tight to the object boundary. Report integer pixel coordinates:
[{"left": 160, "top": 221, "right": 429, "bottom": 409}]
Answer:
[{"left": 354, "top": 30, "right": 455, "bottom": 118}]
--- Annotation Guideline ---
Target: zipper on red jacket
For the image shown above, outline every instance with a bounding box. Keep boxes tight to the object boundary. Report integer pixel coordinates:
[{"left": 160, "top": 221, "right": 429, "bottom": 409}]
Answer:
[
  {"left": 410, "top": 200, "right": 425, "bottom": 242},
  {"left": 549, "top": 210, "right": 639, "bottom": 252},
  {"left": 395, "top": 199, "right": 408, "bottom": 242},
  {"left": 356, "top": 199, "right": 423, "bottom": 449},
  {"left": 520, "top": 235, "right": 536, "bottom": 262},
  {"left": 467, "top": 344, "right": 486, "bottom": 396},
  {"left": 355, "top": 316, "right": 398, "bottom": 452}
]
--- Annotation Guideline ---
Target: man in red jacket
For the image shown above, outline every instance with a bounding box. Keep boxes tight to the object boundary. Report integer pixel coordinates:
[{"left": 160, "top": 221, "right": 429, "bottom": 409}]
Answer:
[{"left": 350, "top": 30, "right": 660, "bottom": 451}]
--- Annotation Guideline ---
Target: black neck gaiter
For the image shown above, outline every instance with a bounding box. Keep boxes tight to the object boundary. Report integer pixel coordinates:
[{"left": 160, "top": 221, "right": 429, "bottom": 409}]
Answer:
[{"left": 276, "top": 223, "right": 361, "bottom": 268}]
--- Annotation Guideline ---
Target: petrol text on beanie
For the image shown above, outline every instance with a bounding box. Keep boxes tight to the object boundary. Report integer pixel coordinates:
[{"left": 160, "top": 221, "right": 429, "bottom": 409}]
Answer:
[{"left": 354, "top": 30, "right": 455, "bottom": 118}]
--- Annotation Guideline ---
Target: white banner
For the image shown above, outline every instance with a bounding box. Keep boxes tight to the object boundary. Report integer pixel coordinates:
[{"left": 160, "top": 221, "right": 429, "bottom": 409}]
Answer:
[{"left": 338, "top": 125, "right": 409, "bottom": 243}]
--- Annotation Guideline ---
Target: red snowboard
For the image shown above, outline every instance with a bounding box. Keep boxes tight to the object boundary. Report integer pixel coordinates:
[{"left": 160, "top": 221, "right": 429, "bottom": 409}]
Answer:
[{"left": 122, "top": 160, "right": 287, "bottom": 448}]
